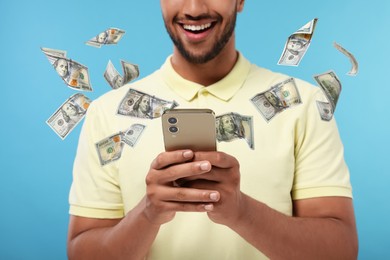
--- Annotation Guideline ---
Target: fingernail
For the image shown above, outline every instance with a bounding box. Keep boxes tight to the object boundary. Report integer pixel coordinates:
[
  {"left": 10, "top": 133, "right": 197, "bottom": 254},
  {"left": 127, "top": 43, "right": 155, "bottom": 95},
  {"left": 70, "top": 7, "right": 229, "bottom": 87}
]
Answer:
[
  {"left": 200, "top": 162, "right": 210, "bottom": 171},
  {"left": 183, "top": 150, "right": 193, "bottom": 158},
  {"left": 205, "top": 204, "right": 214, "bottom": 211},
  {"left": 210, "top": 192, "right": 219, "bottom": 201}
]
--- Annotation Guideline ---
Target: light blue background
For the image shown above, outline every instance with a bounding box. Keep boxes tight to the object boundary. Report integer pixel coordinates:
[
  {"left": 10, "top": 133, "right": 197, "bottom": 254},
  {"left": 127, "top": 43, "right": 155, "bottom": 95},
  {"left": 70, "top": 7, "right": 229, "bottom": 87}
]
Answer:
[{"left": 0, "top": 1, "right": 388, "bottom": 259}]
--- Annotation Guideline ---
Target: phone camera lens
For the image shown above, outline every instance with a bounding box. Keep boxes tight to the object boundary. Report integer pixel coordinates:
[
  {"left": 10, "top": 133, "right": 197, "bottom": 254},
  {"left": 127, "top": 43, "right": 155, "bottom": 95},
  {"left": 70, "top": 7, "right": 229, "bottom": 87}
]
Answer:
[
  {"left": 168, "top": 117, "right": 177, "bottom": 124},
  {"left": 169, "top": 126, "right": 178, "bottom": 133}
]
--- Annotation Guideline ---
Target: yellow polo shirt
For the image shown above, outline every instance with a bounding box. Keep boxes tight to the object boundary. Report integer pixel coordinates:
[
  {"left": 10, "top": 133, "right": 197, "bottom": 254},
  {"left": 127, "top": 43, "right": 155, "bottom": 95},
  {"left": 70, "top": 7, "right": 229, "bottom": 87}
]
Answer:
[{"left": 70, "top": 53, "right": 352, "bottom": 259}]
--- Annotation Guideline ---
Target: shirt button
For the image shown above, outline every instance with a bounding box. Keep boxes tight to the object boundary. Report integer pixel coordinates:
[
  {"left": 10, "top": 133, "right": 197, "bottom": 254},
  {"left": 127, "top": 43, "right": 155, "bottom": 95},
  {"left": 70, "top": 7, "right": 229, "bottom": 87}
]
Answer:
[{"left": 198, "top": 88, "right": 208, "bottom": 96}]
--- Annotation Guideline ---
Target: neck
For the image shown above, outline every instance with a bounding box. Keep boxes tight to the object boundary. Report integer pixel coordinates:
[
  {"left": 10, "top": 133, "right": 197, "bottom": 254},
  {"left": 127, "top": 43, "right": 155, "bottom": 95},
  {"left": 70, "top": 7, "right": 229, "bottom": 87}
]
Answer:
[{"left": 170, "top": 36, "right": 238, "bottom": 86}]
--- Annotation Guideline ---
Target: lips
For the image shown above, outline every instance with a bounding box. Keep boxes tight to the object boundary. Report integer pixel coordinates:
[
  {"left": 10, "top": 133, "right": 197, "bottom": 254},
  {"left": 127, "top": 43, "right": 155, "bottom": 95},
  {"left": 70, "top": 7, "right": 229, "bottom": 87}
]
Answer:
[
  {"left": 179, "top": 21, "right": 216, "bottom": 41},
  {"left": 182, "top": 22, "right": 213, "bottom": 34}
]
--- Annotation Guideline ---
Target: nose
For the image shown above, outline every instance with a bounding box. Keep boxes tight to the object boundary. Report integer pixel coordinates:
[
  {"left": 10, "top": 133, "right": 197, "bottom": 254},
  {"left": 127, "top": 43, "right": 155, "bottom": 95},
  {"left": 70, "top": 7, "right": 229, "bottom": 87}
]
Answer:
[{"left": 183, "top": 0, "right": 209, "bottom": 19}]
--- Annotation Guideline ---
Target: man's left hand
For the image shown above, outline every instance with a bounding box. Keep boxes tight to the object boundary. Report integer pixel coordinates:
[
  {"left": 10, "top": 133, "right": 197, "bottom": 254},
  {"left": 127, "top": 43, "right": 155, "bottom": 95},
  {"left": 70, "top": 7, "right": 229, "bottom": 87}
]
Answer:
[{"left": 179, "top": 151, "right": 244, "bottom": 227}]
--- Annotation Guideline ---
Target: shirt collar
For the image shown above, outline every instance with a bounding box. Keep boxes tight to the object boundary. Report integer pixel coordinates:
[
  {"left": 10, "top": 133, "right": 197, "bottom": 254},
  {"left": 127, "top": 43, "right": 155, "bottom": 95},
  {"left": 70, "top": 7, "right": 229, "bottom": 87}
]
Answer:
[{"left": 160, "top": 53, "right": 251, "bottom": 102}]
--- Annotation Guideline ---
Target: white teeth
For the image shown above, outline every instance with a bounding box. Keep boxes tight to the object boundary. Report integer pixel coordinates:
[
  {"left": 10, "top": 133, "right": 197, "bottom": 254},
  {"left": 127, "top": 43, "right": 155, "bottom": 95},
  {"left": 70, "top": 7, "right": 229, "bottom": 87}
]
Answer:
[{"left": 183, "top": 23, "right": 212, "bottom": 32}]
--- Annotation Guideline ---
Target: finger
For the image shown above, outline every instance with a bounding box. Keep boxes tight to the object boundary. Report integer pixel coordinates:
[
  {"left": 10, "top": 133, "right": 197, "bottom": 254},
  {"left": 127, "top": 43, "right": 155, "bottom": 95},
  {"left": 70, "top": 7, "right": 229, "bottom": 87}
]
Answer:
[
  {"left": 177, "top": 170, "right": 223, "bottom": 183},
  {"left": 148, "top": 160, "right": 212, "bottom": 184},
  {"left": 160, "top": 187, "right": 220, "bottom": 203},
  {"left": 151, "top": 150, "right": 194, "bottom": 170},
  {"left": 162, "top": 201, "right": 216, "bottom": 212},
  {"left": 194, "top": 151, "right": 239, "bottom": 169}
]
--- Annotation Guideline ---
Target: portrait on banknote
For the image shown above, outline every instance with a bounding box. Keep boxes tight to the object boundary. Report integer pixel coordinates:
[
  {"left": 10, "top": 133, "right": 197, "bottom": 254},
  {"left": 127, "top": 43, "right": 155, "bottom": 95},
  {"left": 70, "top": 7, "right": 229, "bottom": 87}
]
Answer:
[
  {"left": 117, "top": 89, "right": 178, "bottom": 119},
  {"left": 129, "top": 94, "right": 152, "bottom": 118},
  {"left": 54, "top": 58, "right": 69, "bottom": 79},
  {"left": 278, "top": 18, "right": 318, "bottom": 66},
  {"left": 217, "top": 113, "right": 243, "bottom": 142},
  {"left": 264, "top": 91, "right": 286, "bottom": 111},
  {"left": 122, "top": 124, "right": 146, "bottom": 147},
  {"left": 216, "top": 113, "right": 254, "bottom": 149},
  {"left": 314, "top": 71, "right": 342, "bottom": 111},
  {"left": 122, "top": 61, "right": 140, "bottom": 84},
  {"left": 42, "top": 47, "right": 92, "bottom": 91},
  {"left": 46, "top": 93, "right": 91, "bottom": 139},
  {"left": 86, "top": 28, "right": 125, "bottom": 48},
  {"left": 118, "top": 90, "right": 153, "bottom": 119},
  {"left": 279, "top": 37, "right": 308, "bottom": 66}
]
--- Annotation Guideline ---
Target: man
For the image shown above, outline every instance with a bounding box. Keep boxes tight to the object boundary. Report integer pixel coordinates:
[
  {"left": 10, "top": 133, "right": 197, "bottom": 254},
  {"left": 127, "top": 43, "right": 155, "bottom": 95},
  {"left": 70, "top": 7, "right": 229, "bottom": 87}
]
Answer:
[{"left": 67, "top": 0, "right": 358, "bottom": 259}]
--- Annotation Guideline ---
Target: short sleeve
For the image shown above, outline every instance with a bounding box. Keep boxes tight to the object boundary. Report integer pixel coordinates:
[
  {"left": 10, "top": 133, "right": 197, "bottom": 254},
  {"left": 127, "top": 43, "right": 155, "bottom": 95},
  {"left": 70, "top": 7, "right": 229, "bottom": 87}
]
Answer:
[
  {"left": 292, "top": 88, "right": 352, "bottom": 200},
  {"left": 69, "top": 101, "right": 124, "bottom": 219}
]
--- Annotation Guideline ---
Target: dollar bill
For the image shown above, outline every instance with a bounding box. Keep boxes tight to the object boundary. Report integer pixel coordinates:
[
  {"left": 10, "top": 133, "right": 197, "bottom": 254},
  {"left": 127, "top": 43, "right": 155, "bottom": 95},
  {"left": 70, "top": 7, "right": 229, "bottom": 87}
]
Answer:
[
  {"left": 117, "top": 89, "right": 178, "bottom": 119},
  {"left": 216, "top": 113, "right": 254, "bottom": 149},
  {"left": 95, "top": 124, "right": 146, "bottom": 166},
  {"left": 271, "top": 78, "right": 302, "bottom": 107},
  {"left": 46, "top": 93, "right": 92, "bottom": 140},
  {"left": 104, "top": 60, "right": 140, "bottom": 89},
  {"left": 333, "top": 42, "right": 359, "bottom": 76},
  {"left": 104, "top": 60, "right": 124, "bottom": 89},
  {"left": 64, "top": 60, "right": 92, "bottom": 91},
  {"left": 121, "top": 124, "right": 146, "bottom": 147},
  {"left": 278, "top": 18, "right": 318, "bottom": 66},
  {"left": 316, "top": 101, "right": 334, "bottom": 121},
  {"left": 313, "top": 71, "right": 342, "bottom": 112},
  {"left": 250, "top": 93, "right": 278, "bottom": 122},
  {"left": 251, "top": 78, "right": 302, "bottom": 122},
  {"left": 41, "top": 47, "right": 92, "bottom": 91},
  {"left": 121, "top": 60, "right": 140, "bottom": 84},
  {"left": 96, "top": 133, "right": 124, "bottom": 166},
  {"left": 86, "top": 28, "right": 125, "bottom": 48}
]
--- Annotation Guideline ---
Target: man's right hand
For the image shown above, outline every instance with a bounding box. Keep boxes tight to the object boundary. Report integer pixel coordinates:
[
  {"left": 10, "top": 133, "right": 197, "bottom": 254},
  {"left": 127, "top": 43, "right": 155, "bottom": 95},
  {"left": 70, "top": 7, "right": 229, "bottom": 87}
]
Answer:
[{"left": 143, "top": 150, "right": 221, "bottom": 225}]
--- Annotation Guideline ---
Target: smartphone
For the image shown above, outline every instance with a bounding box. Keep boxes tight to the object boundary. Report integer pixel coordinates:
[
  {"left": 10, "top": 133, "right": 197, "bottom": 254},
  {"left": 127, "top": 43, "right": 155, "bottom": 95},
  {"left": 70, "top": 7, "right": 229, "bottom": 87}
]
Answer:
[{"left": 162, "top": 108, "right": 217, "bottom": 151}]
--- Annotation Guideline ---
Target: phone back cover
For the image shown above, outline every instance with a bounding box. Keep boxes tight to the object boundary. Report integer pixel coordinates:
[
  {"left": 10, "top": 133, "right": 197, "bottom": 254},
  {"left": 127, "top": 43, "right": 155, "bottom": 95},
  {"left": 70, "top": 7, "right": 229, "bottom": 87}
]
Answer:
[{"left": 162, "top": 109, "right": 217, "bottom": 151}]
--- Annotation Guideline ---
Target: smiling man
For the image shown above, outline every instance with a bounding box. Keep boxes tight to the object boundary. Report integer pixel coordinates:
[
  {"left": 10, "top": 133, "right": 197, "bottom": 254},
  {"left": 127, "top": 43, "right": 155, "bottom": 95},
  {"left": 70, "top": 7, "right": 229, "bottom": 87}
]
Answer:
[
  {"left": 165, "top": 0, "right": 236, "bottom": 65},
  {"left": 67, "top": 1, "right": 358, "bottom": 259}
]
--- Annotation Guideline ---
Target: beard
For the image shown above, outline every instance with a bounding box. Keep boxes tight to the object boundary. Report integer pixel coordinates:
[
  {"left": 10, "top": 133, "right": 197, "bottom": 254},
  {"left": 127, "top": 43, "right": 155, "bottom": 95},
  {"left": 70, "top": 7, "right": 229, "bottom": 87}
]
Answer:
[{"left": 163, "top": 8, "right": 237, "bottom": 64}]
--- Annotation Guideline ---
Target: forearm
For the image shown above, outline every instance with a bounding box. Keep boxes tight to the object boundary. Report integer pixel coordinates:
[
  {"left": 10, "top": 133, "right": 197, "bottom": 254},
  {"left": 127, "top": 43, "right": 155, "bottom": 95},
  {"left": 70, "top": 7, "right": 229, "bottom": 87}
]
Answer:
[
  {"left": 68, "top": 199, "right": 160, "bottom": 260},
  {"left": 230, "top": 194, "right": 358, "bottom": 260}
]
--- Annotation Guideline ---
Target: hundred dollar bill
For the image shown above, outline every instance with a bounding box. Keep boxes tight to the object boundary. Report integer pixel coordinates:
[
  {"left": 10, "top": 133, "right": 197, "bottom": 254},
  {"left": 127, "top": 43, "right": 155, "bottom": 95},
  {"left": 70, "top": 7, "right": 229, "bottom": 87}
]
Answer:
[
  {"left": 333, "top": 42, "right": 359, "bottom": 76},
  {"left": 313, "top": 71, "right": 342, "bottom": 112},
  {"left": 46, "top": 93, "right": 91, "bottom": 140},
  {"left": 86, "top": 28, "right": 125, "bottom": 48},
  {"left": 216, "top": 113, "right": 254, "bottom": 149},
  {"left": 104, "top": 60, "right": 124, "bottom": 89},
  {"left": 41, "top": 47, "right": 92, "bottom": 91},
  {"left": 63, "top": 60, "right": 92, "bottom": 91},
  {"left": 117, "top": 89, "right": 178, "bottom": 119},
  {"left": 121, "top": 124, "right": 146, "bottom": 147},
  {"left": 104, "top": 60, "right": 140, "bottom": 89},
  {"left": 96, "top": 133, "right": 124, "bottom": 166},
  {"left": 316, "top": 101, "right": 334, "bottom": 121},
  {"left": 271, "top": 78, "right": 302, "bottom": 107},
  {"left": 278, "top": 18, "right": 318, "bottom": 66},
  {"left": 250, "top": 93, "right": 278, "bottom": 122},
  {"left": 121, "top": 60, "right": 140, "bottom": 84},
  {"left": 251, "top": 78, "right": 302, "bottom": 122}
]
